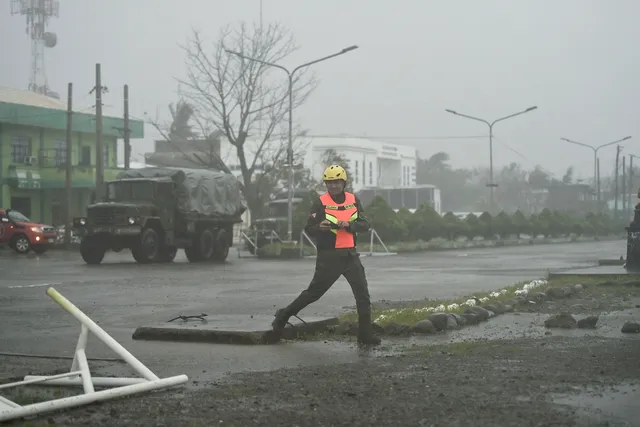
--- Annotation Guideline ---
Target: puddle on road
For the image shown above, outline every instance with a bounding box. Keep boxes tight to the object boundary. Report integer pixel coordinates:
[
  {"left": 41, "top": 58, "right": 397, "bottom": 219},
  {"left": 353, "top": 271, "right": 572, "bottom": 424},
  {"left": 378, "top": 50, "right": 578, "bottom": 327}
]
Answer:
[{"left": 551, "top": 383, "right": 640, "bottom": 427}]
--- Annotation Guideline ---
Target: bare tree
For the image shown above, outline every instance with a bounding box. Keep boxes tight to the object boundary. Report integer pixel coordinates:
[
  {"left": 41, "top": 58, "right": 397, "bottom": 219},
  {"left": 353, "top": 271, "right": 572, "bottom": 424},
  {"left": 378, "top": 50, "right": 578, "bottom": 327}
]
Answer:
[{"left": 175, "top": 21, "right": 317, "bottom": 214}]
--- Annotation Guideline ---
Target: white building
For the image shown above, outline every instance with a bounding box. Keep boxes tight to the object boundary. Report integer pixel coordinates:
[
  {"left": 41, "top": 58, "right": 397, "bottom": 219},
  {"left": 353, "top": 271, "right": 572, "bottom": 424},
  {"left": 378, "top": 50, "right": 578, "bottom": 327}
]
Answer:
[
  {"left": 302, "top": 137, "right": 418, "bottom": 192},
  {"left": 216, "top": 135, "right": 418, "bottom": 192}
]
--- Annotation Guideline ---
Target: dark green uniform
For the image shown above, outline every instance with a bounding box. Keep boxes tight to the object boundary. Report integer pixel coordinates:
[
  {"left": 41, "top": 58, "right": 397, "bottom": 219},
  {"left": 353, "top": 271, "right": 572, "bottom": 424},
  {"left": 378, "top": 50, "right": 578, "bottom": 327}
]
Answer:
[{"left": 268, "top": 191, "right": 380, "bottom": 345}]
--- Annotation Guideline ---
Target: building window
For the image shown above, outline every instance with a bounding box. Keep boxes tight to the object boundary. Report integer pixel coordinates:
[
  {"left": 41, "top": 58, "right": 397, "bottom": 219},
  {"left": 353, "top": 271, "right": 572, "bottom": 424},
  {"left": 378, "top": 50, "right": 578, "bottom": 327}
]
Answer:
[
  {"left": 369, "top": 162, "right": 373, "bottom": 185},
  {"left": 11, "top": 137, "right": 30, "bottom": 163},
  {"left": 103, "top": 145, "right": 109, "bottom": 168},
  {"left": 53, "top": 140, "right": 67, "bottom": 166},
  {"left": 80, "top": 146, "right": 91, "bottom": 166},
  {"left": 355, "top": 160, "right": 359, "bottom": 184}
]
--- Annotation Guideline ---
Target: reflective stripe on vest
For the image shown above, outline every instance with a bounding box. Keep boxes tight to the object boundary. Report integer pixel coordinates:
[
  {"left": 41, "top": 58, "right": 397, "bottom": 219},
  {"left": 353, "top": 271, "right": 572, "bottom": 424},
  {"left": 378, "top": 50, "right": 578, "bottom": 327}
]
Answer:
[{"left": 319, "top": 192, "right": 358, "bottom": 249}]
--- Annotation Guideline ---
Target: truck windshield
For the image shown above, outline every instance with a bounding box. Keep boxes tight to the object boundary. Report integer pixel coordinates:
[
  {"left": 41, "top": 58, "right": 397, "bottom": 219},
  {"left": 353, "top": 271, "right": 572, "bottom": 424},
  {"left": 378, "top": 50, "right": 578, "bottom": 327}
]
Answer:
[{"left": 107, "top": 181, "right": 155, "bottom": 201}]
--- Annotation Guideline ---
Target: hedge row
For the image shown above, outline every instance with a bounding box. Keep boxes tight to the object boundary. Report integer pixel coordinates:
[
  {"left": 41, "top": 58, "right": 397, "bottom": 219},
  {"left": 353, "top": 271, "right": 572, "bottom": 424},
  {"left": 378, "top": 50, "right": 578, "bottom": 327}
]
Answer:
[{"left": 355, "top": 195, "right": 626, "bottom": 244}]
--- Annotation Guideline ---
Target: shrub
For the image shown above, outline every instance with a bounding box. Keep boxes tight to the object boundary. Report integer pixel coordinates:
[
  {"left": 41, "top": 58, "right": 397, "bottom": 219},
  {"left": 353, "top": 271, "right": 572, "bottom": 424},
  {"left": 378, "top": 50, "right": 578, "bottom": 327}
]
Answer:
[{"left": 361, "top": 197, "right": 623, "bottom": 243}]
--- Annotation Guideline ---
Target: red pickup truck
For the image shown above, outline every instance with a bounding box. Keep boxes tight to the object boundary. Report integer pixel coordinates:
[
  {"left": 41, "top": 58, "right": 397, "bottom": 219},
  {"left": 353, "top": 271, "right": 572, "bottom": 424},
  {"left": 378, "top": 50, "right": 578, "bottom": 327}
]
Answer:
[{"left": 0, "top": 209, "right": 57, "bottom": 254}]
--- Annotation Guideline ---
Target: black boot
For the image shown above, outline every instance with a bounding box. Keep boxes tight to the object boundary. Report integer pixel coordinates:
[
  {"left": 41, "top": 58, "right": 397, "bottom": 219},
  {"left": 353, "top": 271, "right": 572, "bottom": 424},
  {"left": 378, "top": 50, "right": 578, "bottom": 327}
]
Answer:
[
  {"left": 357, "top": 311, "right": 381, "bottom": 346},
  {"left": 272, "top": 308, "right": 291, "bottom": 331},
  {"left": 262, "top": 308, "right": 292, "bottom": 344}
]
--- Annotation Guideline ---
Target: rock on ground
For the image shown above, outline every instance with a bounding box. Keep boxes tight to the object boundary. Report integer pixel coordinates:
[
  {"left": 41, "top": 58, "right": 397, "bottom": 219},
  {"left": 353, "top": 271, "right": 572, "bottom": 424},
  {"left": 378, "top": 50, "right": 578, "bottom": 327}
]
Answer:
[
  {"left": 621, "top": 321, "right": 640, "bottom": 333},
  {"left": 3, "top": 336, "right": 639, "bottom": 427},
  {"left": 544, "top": 313, "right": 577, "bottom": 329},
  {"left": 577, "top": 315, "right": 599, "bottom": 329}
]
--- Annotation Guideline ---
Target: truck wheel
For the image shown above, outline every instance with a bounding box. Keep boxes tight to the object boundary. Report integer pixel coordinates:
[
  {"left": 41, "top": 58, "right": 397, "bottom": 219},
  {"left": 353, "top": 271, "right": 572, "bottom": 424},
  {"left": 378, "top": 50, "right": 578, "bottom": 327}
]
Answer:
[
  {"left": 197, "top": 229, "right": 215, "bottom": 260},
  {"left": 184, "top": 246, "right": 201, "bottom": 263},
  {"left": 132, "top": 228, "right": 160, "bottom": 264},
  {"left": 12, "top": 234, "right": 31, "bottom": 254},
  {"left": 80, "top": 237, "right": 105, "bottom": 265},
  {"left": 158, "top": 246, "right": 177, "bottom": 263},
  {"left": 211, "top": 229, "right": 230, "bottom": 262}
]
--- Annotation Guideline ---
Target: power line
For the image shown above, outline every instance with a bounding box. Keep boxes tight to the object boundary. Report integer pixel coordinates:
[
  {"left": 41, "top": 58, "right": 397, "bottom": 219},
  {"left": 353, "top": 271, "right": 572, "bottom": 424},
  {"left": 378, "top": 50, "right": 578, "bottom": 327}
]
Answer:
[
  {"left": 303, "top": 133, "right": 488, "bottom": 140},
  {"left": 491, "top": 135, "right": 559, "bottom": 179}
]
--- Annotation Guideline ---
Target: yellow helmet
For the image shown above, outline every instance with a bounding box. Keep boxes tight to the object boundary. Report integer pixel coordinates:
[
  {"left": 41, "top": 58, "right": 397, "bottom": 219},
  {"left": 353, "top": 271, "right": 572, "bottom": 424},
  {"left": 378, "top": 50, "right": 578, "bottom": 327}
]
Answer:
[{"left": 323, "top": 165, "right": 348, "bottom": 182}]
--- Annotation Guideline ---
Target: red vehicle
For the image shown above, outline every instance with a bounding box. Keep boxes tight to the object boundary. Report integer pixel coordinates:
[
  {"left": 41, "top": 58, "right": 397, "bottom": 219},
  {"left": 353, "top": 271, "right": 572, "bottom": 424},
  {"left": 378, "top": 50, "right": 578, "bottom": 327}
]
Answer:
[{"left": 0, "top": 209, "right": 57, "bottom": 254}]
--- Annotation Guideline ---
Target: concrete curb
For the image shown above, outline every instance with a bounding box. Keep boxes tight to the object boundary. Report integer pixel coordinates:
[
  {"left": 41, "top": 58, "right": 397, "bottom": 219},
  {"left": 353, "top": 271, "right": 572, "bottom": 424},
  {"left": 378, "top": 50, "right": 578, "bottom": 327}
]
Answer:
[
  {"left": 132, "top": 316, "right": 339, "bottom": 345},
  {"left": 598, "top": 259, "right": 626, "bottom": 266},
  {"left": 547, "top": 265, "right": 640, "bottom": 279}
]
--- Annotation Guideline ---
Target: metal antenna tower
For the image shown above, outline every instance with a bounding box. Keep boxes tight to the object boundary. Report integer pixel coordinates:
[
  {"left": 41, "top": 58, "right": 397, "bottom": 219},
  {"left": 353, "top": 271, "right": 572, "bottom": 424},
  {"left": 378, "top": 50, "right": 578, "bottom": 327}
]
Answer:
[{"left": 11, "top": 0, "right": 60, "bottom": 98}]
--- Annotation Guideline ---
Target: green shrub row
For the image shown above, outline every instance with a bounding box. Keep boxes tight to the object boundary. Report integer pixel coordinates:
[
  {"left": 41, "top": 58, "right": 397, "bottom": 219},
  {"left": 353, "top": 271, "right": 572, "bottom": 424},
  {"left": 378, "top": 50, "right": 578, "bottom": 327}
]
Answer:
[
  {"left": 359, "top": 195, "right": 626, "bottom": 244},
  {"left": 290, "top": 192, "right": 627, "bottom": 245}
]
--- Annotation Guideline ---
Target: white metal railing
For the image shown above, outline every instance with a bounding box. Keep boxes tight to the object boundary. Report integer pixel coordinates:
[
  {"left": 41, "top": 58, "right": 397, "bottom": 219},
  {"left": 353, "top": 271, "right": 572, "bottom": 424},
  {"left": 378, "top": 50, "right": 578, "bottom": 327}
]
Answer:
[
  {"left": 299, "top": 230, "right": 317, "bottom": 257},
  {"left": 238, "top": 229, "right": 282, "bottom": 258},
  {"left": 298, "top": 228, "right": 395, "bottom": 257},
  {"left": 367, "top": 229, "right": 393, "bottom": 256}
]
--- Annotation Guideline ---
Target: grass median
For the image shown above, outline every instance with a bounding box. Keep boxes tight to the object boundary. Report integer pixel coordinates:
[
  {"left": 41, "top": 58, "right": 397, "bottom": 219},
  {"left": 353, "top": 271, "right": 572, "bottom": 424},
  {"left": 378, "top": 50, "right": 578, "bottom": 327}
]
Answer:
[{"left": 338, "top": 275, "right": 638, "bottom": 327}]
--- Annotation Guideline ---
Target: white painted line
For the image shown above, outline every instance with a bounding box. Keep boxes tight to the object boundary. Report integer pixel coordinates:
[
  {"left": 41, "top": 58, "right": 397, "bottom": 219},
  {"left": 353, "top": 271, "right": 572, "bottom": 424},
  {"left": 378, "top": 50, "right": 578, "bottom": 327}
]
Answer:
[{"left": 8, "top": 283, "right": 62, "bottom": 289}]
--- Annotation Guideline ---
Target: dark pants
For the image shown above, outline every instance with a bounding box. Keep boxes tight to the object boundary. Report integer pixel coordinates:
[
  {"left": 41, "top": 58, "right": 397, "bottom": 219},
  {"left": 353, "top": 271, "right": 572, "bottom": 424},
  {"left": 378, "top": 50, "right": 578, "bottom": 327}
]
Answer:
[{"left": 284, "top": 250, "right": 373, "bottom": 328}]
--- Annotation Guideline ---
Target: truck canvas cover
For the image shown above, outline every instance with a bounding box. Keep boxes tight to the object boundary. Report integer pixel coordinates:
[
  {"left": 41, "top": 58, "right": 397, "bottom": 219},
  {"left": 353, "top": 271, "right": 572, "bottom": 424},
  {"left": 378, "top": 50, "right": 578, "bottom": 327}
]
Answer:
[{"left": 115, "top": 167, "right": 247, "bottom": 219}]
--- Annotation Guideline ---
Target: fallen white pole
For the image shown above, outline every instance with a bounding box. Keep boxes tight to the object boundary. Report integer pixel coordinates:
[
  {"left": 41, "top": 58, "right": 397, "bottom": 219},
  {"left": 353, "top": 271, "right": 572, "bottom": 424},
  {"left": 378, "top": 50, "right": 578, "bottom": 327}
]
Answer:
[
  {"left": 75, "top": 349, "right": 94, "bottom": 394},
  {"left": 45, "top": 287, "right": 159, "bottom": 381},
  {"left": 0, "top": 371, "right": 83, "bottom": 390},
  {"left": 0, "top": 396, "right": 19, "bottom": 410},
  {"left": 0, "top": 375, "right": 188, "bottom": 423},
  {"left": 22, "top": 376, "right": 147, "bottom": 387}
]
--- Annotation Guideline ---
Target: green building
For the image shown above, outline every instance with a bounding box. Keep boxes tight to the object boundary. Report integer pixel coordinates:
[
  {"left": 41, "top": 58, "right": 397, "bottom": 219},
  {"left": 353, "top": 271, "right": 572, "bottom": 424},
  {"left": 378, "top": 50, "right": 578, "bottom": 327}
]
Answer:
[{"left": 0, "top": 86, "right": 144, "bottom": 225}]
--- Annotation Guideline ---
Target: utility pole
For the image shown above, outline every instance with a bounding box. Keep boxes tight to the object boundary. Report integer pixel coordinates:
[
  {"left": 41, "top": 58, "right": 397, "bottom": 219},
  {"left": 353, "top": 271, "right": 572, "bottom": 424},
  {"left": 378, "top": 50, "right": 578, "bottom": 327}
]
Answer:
[
  {"left": 615, "top": 145, "right": 621, "bottom": 219},
  {"left": 93, "top": 63, "right": 105, "bottom": 199},
  {"left": 560, "top": 136, "right": 632, "bottom": 207},
  {"left": 597, "top": 158, "right": 601, "bottom": 212},
  {"left": 124, "top": 84, "right": 130, "bottom": 170},
  {"left": 64, "top": 82, "right": 73, "bottom": 247},
  {"left": 630, "top": 155, "right": 636, "bottom": 217},
  {"left": 622, "top": 155, "right": 627, "bottom": 215}
]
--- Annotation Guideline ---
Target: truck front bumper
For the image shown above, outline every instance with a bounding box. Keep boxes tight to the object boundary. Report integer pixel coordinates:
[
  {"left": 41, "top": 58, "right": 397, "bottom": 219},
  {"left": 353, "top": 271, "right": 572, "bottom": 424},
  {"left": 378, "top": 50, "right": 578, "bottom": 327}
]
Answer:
[{"left": 78, "top": 225, "right": 142, "bottom": 237}]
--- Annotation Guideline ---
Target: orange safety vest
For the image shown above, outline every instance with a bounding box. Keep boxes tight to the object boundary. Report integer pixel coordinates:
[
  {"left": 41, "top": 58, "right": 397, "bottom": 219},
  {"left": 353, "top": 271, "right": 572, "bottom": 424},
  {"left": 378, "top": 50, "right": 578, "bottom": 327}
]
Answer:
[{"left": 319, "top": 191, "right": 359, "bottom": 249}]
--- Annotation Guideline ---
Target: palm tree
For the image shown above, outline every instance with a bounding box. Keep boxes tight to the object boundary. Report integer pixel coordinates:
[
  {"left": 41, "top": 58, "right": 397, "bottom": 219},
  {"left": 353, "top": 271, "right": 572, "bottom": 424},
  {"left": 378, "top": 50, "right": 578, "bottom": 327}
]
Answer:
[{"left": 168, "top": 100, "right": 195, "bottom": 142}]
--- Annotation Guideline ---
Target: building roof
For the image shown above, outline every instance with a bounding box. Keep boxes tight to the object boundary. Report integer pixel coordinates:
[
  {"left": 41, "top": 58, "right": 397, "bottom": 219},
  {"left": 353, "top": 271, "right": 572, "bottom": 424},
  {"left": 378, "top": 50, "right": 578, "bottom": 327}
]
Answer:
[
  {"left": 305, "top": 136, "right": 417, "bottom": 157},
  {"left": 0, "top": 86, "right": 67, "bottom": 111},
  {"left": 0, "top": 86, "right": 144, "bottom": 138}
]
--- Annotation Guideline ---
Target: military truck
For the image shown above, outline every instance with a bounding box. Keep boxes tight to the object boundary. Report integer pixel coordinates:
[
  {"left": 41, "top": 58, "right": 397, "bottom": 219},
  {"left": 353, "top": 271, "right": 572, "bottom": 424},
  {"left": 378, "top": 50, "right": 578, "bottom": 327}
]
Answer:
[{"left": 73, "top": 167, "right": 246, "bottom": 265}]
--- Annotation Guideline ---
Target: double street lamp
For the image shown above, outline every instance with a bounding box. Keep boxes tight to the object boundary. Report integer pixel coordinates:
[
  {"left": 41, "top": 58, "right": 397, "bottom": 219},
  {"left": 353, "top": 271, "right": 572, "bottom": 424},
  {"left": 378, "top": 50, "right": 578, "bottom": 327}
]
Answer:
[
  {"left": 445, "top": 106, "right": 538, "bottom": 209},
  {"left": 560, "top": 136, "right": 632, "bottom": 203},
  {"left": 226, "top": 45, "right": 359, "bottom": 242}
]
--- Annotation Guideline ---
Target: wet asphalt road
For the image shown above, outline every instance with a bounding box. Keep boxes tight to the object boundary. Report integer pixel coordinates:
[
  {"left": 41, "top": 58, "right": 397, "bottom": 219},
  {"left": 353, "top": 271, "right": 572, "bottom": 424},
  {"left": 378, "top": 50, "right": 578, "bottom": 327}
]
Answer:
[{"left": 0, "top": 239, "right": 626, "bottom": 383}]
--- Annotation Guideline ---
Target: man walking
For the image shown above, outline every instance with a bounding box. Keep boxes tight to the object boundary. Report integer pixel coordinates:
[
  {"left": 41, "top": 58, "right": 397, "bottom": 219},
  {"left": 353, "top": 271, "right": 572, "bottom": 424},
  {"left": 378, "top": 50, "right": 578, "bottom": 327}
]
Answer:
[{"left": 266, "top": 165, "right": 381, "bottom": 345}]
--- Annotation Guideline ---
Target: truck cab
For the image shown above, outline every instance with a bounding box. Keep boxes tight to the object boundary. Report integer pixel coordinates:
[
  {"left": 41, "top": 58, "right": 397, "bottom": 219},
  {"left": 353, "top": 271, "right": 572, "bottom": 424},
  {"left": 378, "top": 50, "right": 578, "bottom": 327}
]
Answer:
[
  {"left": 245, "top": 188, "right": 313, "bottom": 252},
  {"left": 74, "top": 177, "right": 181, "bottom": 264},
  {"left": 0, "top": 208, "right": 57, "bottom": 254}
]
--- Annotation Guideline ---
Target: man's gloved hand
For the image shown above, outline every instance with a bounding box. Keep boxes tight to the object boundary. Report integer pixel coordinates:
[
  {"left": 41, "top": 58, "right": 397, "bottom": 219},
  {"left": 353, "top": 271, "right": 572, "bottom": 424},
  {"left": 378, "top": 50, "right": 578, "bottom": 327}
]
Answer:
[
  {"left": 319, "top": 220, "right": 332, "bottom": 231},
  {"left": 337, "top": 221, "right": 350, "bottom": 229}
]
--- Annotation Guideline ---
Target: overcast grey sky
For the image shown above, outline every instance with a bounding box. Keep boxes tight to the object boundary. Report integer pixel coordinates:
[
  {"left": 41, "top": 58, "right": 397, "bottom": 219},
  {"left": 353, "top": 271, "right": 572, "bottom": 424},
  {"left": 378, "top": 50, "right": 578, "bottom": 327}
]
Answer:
[{"left": 2, "top": 0, "right": 638, "bottom": 181}]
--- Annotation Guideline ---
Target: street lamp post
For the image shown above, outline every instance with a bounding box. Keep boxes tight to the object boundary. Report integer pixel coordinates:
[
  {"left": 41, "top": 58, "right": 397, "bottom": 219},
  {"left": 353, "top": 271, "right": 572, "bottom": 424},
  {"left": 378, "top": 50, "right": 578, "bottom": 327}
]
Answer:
[
  {"left": 226, "top": 45, "right": 359, "bottom": 242},
  {"left": 560, "top": 136, "right": 632, "bottom": 204},
  {"left": 445, "top": 106, "right": 538, "bottom": 209}
]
